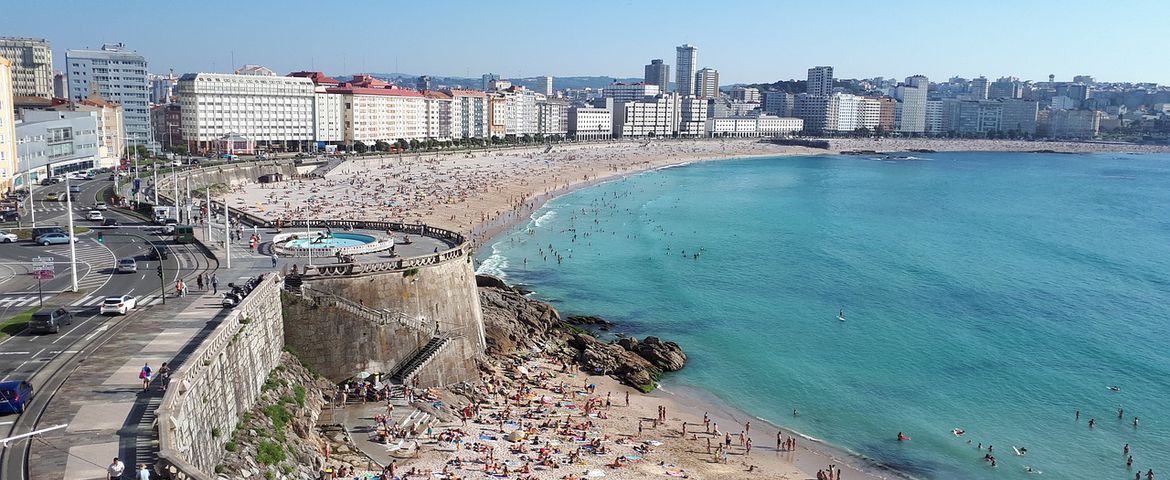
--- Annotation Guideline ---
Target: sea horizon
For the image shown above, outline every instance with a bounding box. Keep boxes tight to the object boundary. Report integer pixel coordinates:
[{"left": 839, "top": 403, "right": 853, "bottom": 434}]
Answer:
[{"left": 476, "top": 151, "right": 1170, "bottom": 479}]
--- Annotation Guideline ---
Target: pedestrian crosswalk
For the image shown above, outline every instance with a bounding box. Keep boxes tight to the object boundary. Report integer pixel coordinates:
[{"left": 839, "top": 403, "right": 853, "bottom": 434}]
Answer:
[
  {"left": 42, "top": 240, "right": 116, "bottom": 290},
  {"left": 0, "top": 294, "right": 165, "bottom": 309}
]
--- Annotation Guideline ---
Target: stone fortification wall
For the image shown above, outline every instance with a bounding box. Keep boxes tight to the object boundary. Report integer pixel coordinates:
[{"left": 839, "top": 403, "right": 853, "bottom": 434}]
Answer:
[
  {"left": 155, "top": 274, "right": 285, "bottom": 480},
  {"left": 284, "top": 252, "right": 484, "bottom": 387},
  {"left": 157, "top": 160, "right": 302, "bottom": 193}
]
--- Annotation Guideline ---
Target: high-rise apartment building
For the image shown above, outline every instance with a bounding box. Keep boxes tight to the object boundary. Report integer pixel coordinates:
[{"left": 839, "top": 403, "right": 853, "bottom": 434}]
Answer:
[
  {"left": 150, "top": 73, "right": 178, "bottom": 104},
  {"left": 481, "top": 73, "right": 500, "bottom": 92},
  {"left": 67, "top": 43, "right": 151, "bottom": 144},
  {"left": 541, "top": 76, "right": 553, "bottom": 96},
  {"left": 416, "top": 75, "right": 432, "bottom": 92},
  {"left": 446, "top": 89, "right": 490, "bottom": 140},
  {"left": 807, "top": 66, "right": 834, "bottom": 96},
  {"left": 895, "top": 75, "right": 928, "bottom": 133},
  {"left": 53, "top": 71, "right": 65, "bottom": 98},
  {"left": 695, "top": 68, "right": 719, "bottom": 99},
  {"left": 968, "top": 76, "right": 990, "bottom": 100},
  {"left": 569, "top": 102, "right": 613, "bottom": 140},
  {"left": 0, "top": 37, "right": 53, "bottom": 98},
  {"left": 989, "top": 77, "right": 1022, "bottom": 99},
  {"left": 763, "top": 91, "right": 794, "bottom": 117},
  {"left": 644, "top": 59, "right": 669, "bottom": 93},
  {"left": 925, "top": 100, "right": 944, "bottom": 134},
  {"left": 0, "top": 57, "right": 17, "bottom": 192},
  {"left": 675, "top": 45, "right": 697, "bottom": 96}
]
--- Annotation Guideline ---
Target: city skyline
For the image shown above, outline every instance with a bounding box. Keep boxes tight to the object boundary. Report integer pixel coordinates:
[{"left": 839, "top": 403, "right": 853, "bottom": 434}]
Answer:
[{"left": 5, "top": 0, "right": 1170, "bottom": 85}]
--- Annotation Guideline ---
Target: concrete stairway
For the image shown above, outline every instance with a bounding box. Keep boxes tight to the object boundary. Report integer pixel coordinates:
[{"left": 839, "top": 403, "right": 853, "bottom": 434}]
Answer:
[
  {"left": 310, "top": 156, "right": 348, "bottom": 177},
  {"left": 390, "top": 336, "right": 451, "bottom": 384}
]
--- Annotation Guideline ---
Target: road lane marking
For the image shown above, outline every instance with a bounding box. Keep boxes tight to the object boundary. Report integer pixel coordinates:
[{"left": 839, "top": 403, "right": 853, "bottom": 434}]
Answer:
[
  {"left": 0, "top": 351, "right": 30, "bottom": 355},
  {"left": 32, "top": 348, "right": 44, "bottom": 358}
]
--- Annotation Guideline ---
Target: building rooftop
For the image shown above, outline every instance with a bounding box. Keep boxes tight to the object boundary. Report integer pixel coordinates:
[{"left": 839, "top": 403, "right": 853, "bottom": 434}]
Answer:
[{"left": 287, "top": 71, "right": 342, "bottom": 86}]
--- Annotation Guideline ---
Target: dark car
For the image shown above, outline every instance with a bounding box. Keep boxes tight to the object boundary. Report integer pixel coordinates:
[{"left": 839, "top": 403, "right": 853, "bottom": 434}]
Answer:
[
  {"left": 0, "top": 380, "right": 33, "bottom": 414},
  {"left": 102, "top": 218, "right": 119, "bottom": 227},
  {"left": 31, "top": 226, "right": 67, "bottom": 239},
  {"left": 28, "top": 308, "right": 72, "bottom": 334},
  {"left": 147, "top": 243, "right": 169, "bottom": 260},
  {"left": 0, "top": 210, "right": 19, "bottom": 222}
]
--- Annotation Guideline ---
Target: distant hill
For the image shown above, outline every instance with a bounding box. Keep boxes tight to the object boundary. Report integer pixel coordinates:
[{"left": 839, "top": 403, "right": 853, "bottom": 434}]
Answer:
[{"left": 333, "top": 72, "right": 645, "bottom": 91}]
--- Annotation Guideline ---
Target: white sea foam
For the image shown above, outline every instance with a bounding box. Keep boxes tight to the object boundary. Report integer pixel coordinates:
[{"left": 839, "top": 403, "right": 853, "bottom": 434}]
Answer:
[
  {"left": 531, "top": 209, "right": 558, "bottom": 228},
  {"left": 475, "top": 243, "right": 509, "bottom": 278}
]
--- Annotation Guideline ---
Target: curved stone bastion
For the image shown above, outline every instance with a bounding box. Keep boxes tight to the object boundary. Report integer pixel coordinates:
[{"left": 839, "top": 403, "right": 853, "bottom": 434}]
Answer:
[{"left": 277, "top": 220, "right": 486, "bottom": 389}]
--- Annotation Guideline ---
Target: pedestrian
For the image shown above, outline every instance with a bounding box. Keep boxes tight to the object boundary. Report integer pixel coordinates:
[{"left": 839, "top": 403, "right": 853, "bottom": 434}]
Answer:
[
  {"left": 136, "top": 464, "right": 151, "bottom": 480},
  {"left": 196, "top": 274, "right": 204, "bottom": 291},
  {"left": 211, "top": 274, "right": 219, "bottom": 294},
  {"left": 271, "top": 253, "right": 278, "bottom": 268},
  {"left": 139, "top": 363, "right": 152, "bottom": 391},
  {"left": 157, "top": 362, "right": 170, "bottom": 391},
  {"left": 180, "top": 279, "right": 188, "bottom": 296},
  {"left": 107, "top": 457, "right": 125, "bottom": 480}
]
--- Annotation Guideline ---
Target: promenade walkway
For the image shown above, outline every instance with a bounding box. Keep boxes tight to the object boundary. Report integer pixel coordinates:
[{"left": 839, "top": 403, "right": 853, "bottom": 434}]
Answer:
[{"left": 26, "top": 224, "right": 273, "bottom": 479}]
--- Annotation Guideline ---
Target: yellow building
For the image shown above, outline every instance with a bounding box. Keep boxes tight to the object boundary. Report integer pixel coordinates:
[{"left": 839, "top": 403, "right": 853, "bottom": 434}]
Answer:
[{"left": 0, "top": 57, "right": 18, "bottom": 193}]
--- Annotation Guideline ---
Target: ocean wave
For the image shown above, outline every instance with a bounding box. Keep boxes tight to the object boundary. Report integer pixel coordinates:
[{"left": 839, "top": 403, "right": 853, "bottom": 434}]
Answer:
[
  {"left": 530, "top": 209, "right": 558, "bottom": 228},
  {"left": 475, "top": 243, "right": 509, "bottom": 278}
]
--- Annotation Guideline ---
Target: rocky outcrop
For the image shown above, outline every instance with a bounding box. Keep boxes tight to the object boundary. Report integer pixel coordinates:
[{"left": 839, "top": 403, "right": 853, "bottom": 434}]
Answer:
[
  {"left": 567, "top": 315, "right": 613, "bottom": 331},
  {"left": 478, "top": 285, "right": 687, "bottom": 392},
  {"left": 216, "top": 353, "right": 367, "bottom": 479}
]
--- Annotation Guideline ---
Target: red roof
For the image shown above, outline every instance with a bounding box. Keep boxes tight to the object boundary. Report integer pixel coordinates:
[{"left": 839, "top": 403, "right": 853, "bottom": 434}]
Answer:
[
  {"left": 288, "top": 71, "right": 341, "bottom": 86},
  {"left": 422, "top": 90, "right": 451, "bottom": 99},
  {"left": 325, "top": 86, "right": 425, "bottom": 98},
  {"left": 445, "top": 89, "right": 486, "bottom": 98}
]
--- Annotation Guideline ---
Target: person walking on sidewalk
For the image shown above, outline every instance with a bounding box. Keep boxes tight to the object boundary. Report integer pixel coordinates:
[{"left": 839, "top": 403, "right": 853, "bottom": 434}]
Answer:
[
  {"left": 271, "top": 253, "right": 278, "bottom": 268},
  {"left": 139, "top": 364, "right": 152, "bottom": 392},
  {"left": 107, "top": 457, "right": 125, "bottom": 480},
  {"left": 211, "top": 274, "right": 219, "bottom": 294},
  {"left": 196, "top": 273, "right": 204, "bottom": 291}
]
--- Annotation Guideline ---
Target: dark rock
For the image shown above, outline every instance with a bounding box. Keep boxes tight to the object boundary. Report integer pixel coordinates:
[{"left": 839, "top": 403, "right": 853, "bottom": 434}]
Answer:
[
  {"left": 635, "top": 336, "right": 687, "bottom": 372},
  {"left": 475, "top": 274, "right": 510, "bottom": 290},
  {"left": 567, "top": 315, "right": 613, "bottom": 331},
  {"left": 616, "top": 337, "right": 638, "bottom": 351},
  {"left": 480, "top": 286, "right": 560, "bottom": 355}
]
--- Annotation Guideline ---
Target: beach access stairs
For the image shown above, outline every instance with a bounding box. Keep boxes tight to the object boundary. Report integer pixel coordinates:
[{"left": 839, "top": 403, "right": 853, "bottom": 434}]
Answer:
[
  {"left": 389, "top": 335, "right": 452, "bottom": 385},
  {"left": 310, "top": 156, "right": 348, "bottom": 177}
]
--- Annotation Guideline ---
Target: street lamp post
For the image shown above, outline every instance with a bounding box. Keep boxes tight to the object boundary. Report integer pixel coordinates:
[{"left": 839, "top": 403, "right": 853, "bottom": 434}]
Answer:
[{"left": 63, "top": 176, "right": 79, "bottom": 293}]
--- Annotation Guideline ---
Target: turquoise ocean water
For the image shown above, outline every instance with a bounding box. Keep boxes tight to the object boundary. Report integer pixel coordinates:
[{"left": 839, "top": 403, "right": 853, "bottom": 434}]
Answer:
[{"left": 475, "top": 152, "right": 1170, "bottom": 479}]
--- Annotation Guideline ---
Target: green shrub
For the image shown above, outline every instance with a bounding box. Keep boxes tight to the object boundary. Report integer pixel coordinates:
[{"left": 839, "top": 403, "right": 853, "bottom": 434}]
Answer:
[
  {"left": 256, "top": 441, "right": 285, "bottom": 465},
  {"left": 224, "top": 441, "right": 238, "bottom": 452},
  {"left": 293, "top": 385, "right": 306, "bottom": 407}
]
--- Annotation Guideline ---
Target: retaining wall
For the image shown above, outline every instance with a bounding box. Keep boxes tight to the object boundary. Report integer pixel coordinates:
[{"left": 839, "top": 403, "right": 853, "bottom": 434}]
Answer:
[{"left": 155, "top": 273, "right": 285, "bottom": 480}]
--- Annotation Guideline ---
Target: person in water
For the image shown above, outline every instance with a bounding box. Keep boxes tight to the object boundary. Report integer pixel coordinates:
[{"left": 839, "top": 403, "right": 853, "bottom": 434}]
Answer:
[{"left": 897, "top": 432, "right": 909, "bottom": 441}]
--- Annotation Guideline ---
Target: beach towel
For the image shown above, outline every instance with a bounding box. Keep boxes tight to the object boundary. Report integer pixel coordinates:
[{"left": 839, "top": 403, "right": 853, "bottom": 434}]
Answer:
[
  {"left": 586, "top": 470, "right": 606, "bottom": 477},
  {"left": 666, "top": 470, "right": 688, "bottom": 477}
]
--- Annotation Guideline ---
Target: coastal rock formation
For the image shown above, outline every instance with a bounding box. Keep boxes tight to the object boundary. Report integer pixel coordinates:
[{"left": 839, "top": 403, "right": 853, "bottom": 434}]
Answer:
[
  {"left": 567, "top": 315, "right": 613, "bottom": 331},
  {"left": 215, "top": 353, "right": 364, "bottom": 479},
  {"left": 477, "top": 278, "right": 687, "bottom": 392}
]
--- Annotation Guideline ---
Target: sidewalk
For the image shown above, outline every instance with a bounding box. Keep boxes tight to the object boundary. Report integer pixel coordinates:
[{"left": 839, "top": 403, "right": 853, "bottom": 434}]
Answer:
[
  {"left": 25, "top": 223, "right": 277, "bottom": 479},
  {"left": 28, "top": 287, "right": 228, "bottom": 479}
]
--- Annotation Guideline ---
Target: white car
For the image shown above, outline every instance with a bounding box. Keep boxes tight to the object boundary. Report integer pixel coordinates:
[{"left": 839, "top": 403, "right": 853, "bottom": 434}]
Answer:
[
  {"left": 86, "top": 210, "right": 104, "bottom": 221},
  {"left": 0, "top": 230, "right": 17, "bottom": 243},
  {"left": 93, "top": 202, "right": 108, "bottom": 210},
  {"left": 99, "top": 295, "right": 137, "bottom": 315}
]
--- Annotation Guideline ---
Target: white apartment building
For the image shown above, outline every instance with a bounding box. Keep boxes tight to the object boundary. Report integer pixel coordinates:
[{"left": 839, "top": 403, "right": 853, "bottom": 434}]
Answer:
[
  {"left": 833, "top": 94, "right": 862, "bottom": 132},
  {"left": 568, "top": 105, "right": 612, "bottom": 140},
  {"left": 601, "top": 83, "right": 659, "bottom": 103},
  {"left": 423, "top": 91, "right": 453, "bottom": 140},
  {"left": 66, "top": 43, "right": 151, "bottom": 144},
  {"left": 447, "top": 89, "right": 489, "bottom": 139},
  {"left": 925, "top": 100, "right": 944, "bottom": 134},
  {"left": 614, "top": 94, "right": 678, "bottom": 138},
  {"left": 858, "top": 96, "right": 883, "bottom": 131},
  {"left": 537, "top": 99, "right": 568, "bottom": 136},
  {"left": 336, "top": 86, "right": 426, "bottom": 145},
  {"left": 177, "top": 72, "right": 315, "bottom": 152},
  {"left": 54, "top": 96, "right": 124, "bottom": 167},
  {"left": 288, "top": 71, "right": 345, "bottom": 144},
  {"left": 0, "top": 37, "right": 53, "bottom": 98},
  {"left": 678, "top": 96, "right": 707, "bottom": 137},
  {"left": 695, "top": 68, "right": 719, "bottom": 99},
  {"left": 500, "top": 87, "right": 543, "bottom": 136},
  {"left": 807, "top": 66, "right": 834, "bottom": 96},
  {"left": 0, "top": 57, "right": 17, "bottom": 191},
  {"left": 706, "top": 115, "right": 803, "bottom": 137},
  {"left": 895, "top": 75, "right": 928, "bottom": 133}
]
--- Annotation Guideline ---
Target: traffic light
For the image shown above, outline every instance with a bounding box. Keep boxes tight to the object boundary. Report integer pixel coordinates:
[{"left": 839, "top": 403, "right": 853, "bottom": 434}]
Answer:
[
  {"left": 97, "top": 232, "right": 104, "bottom": 243},
  {"left": 156, "top": 265, "right": 163, "bottom": 278}
]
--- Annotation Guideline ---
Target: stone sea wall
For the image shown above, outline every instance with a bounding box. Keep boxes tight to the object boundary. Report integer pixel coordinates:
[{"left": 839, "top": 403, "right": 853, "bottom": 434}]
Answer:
[{"left": 155, "top": 274, "right": 286, "bottom": 480}]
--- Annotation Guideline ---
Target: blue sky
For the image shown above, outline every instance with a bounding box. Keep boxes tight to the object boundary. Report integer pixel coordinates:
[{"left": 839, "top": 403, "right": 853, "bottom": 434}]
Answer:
[{"left": 4, "top": 0, "right": 1167, "bottom": 84}]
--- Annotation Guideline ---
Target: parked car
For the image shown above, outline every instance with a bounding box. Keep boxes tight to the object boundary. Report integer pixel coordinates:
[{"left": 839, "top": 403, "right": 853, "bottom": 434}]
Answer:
[
  {"left": 0, "top": 230, "right": 18, "bottom": 243},
  {"left": 29, "top": 308, "right": 72, "bottom": 334},
  {"left": 35, "top": 232, "right": 74, "bottom": 246},
  {"left": 99, "top": 295, "right": 137, "bottom": 315},
  {"left": 86, "top": 210, "right": 104, "bottom": 221},
  {"left": 116, "top": 257, "right": 137, "bottom": 273},
  {"left": 0, "top": 380, "right": 33, "bottom": 414}
]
